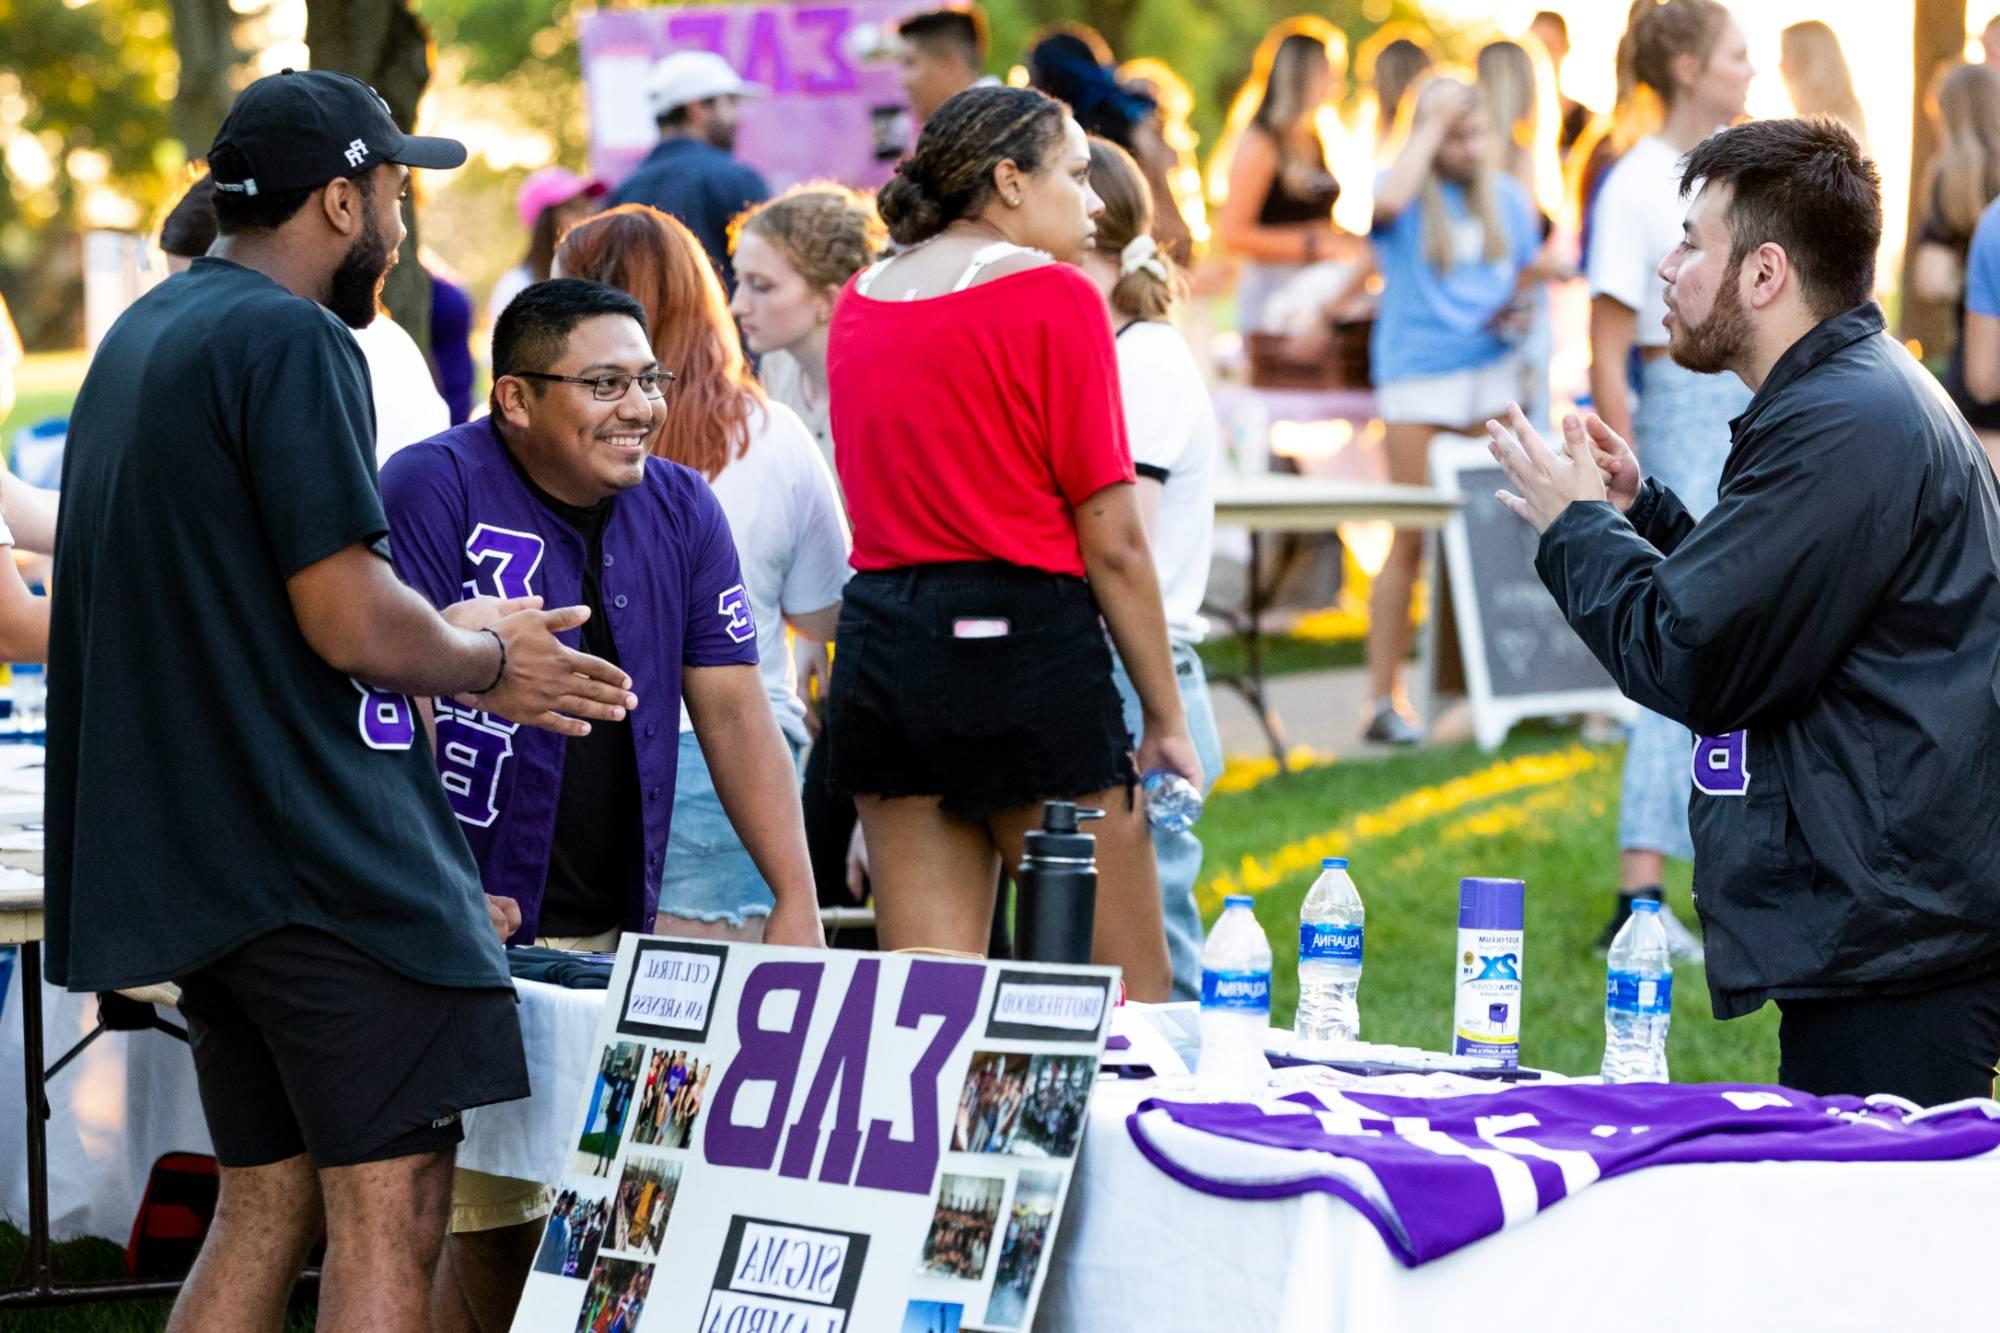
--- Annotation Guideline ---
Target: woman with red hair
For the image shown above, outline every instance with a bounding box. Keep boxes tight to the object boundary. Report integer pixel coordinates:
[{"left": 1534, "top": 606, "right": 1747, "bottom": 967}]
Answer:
[{"left": 557, "top": 204, "right": 851, "bottom": 940}]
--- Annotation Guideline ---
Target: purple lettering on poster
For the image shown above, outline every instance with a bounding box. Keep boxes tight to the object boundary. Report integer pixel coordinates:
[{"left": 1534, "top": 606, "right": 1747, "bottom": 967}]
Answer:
[
  {"left": 705, "top": 961, "right": 825, "bottom": 1171},
  {"left": 464, "top": 524, "right": 545, "bottom": 601},
  {"left": 1692, "top": 731, "right": 1750, "bottom": 797},
  {"left": 853, "top": 959, "right": 983, "bottom": 1195},
  {"left": 352, "top": 680, "right": 415, "bottom": 751},
  {"left": 434, "top": 715, "right": 515, "bottom": 826},
  {"left": 740, "top": 8, "right": 794, "bottom": 94},
  {"left": 666, "top": 12, "right": 729, "bottom": 54},
  {"left": 794, "top": 8, "right": 858, "bottom": 94},
  {"left": 777, "top": 957, "right": 879, "bottom": 1185}
]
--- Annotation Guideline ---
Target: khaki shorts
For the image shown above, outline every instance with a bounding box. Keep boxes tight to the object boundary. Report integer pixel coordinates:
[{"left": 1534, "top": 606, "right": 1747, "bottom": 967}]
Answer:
[{"left": 449, "top": 927, "right": 621, "bottom": 1235}]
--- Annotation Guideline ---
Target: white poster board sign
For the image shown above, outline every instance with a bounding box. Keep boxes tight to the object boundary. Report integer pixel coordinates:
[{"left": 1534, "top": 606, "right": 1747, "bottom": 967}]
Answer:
[
  {"left": 1430, "top": 435, "right": 1637, "bottom": 749},
  {"left": 510, "top": 938, "right": 1117, "bottom": 1333}
]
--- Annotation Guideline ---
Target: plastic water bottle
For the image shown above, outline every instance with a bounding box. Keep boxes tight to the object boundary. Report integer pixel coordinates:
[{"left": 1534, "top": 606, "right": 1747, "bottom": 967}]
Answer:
[
  {"left": 1198, "top": 895, "right": 1272, "bottom": 1092},
  {"left": 1141, "top": 768, "right": 1203, "bottom": 834},
  {"left": 1602, "top": 898, "right": 1672, "bottom": 1083},
  {"left": 1295, "top": 857, "right": 1363, "bottom": 1043},
  {"left": 8, "top": 664, "right": 44, "bottom": 746}
]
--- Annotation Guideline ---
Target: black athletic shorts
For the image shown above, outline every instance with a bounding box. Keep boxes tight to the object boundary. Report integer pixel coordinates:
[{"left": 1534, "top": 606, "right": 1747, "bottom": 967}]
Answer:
[
  {"left": 174, "top": 926, "right": 531, "bottom": 1169},
  {"left": 826, "top": 562, "right": 1137, "bottom": 821}
]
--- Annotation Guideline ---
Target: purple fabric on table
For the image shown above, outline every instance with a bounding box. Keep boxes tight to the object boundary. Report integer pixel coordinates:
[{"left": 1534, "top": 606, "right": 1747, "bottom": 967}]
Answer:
[{"left": 1128, "top": 1082, "right": 2000, "bottom": 1266}]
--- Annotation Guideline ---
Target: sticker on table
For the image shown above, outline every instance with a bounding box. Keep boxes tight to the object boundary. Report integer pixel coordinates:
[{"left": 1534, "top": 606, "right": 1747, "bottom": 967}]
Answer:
[
  {"left": 901, "top": 1300, "right": 965, "bottom": 1333},
  {"left": 574, "top": 1255, "right": 652, "bottom": 1333},
  {"left": 616, "top": 938, "right": 728, "bottom": 1042},
  {"left": 532, "top": 1185, "right": 611, "bottom": 1280},
  {"left": 605, "top": 1153, "right": 681, "bottom": 1259},
  {"left": 627, "top": 1047, "right": 712, "bottom": 1151},
  {"left": 702, "top": 1215, "right": 869, "bottom": 1332},
  {"left": 982, "top": 1171, "right": 1062, "bottom": 1330},
  {"left": 572, "top": 1041, "right": 645, "bottom": 1178},
  {"left": 917, "top": 1173, "right": 1005, "bottom": 1283},
  {"left": 951, "top": 1052, "right": 1094, "bottom": 1159},
  {"left": 982, "top": 969, "right": 1112, "bottom": 1044}
]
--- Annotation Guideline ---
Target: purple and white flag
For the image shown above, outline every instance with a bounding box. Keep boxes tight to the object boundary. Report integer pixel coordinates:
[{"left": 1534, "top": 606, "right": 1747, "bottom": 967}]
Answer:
[{"left": 1128, "top": 1083, "right": 2000, "bottom": 1265}]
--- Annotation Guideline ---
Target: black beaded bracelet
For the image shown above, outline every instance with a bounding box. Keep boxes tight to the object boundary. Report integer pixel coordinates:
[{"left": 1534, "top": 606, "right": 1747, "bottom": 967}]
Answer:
[{"left": 477, "top": 627, "right": 506, "bottom": 694}]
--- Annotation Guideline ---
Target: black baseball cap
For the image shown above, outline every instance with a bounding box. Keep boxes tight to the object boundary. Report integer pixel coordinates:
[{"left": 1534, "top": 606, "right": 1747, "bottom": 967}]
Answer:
[{"left": 208, "top": 68, "right": 466, "bottom": 198}]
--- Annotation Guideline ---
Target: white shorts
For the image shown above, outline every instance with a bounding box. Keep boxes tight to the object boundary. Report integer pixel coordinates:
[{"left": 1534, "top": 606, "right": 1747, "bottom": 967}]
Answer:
[{"left": 1374, "top": 354, "right": 1526, "bottom": 428}]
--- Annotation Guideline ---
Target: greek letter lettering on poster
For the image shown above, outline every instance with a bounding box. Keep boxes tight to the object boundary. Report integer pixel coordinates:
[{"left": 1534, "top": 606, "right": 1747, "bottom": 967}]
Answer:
[{"left": 508, "top": 941, "right": 1116, "bottom": 1333}]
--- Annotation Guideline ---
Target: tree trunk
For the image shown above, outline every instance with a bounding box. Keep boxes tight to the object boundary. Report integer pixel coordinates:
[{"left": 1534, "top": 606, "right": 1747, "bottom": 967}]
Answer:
[
  {"left": 1901, "top": 0, "right": 1966, "bottom": 356},
  {"left": 305, "top": 0, "right": 437, "bottom": 357},
  {"left": 168, "top": 0, "right": 241, "bottom": 159}
]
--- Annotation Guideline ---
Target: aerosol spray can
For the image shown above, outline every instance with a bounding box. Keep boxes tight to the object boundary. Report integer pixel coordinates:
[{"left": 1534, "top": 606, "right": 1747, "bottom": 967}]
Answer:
[{"left": 1453, "top": 878, "right": 1525, "bottom": 1067}]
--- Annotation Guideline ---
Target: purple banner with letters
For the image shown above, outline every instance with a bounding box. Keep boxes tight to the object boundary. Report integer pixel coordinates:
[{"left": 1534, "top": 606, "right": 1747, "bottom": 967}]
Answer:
[
  {"left": 579, "top": 3, "right": 916, "bottom": 194},
  {"left": 509, "top": 939, "right": 1116, "bottom": 1333}
]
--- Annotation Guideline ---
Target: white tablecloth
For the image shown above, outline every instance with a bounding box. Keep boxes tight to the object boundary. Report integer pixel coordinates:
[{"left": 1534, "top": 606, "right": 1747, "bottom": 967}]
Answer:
[
  {"left": 457, "top": 979, "right": 605, "bottom": 1186},
  {"left": 1041, "top": 1077, "right": 2000, "bottom": 1332}
]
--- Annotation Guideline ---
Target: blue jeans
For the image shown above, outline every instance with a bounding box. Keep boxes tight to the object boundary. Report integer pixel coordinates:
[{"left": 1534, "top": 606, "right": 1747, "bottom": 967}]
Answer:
[
  {"left": 658, "top": 729, "right": 803, "bottom": 927},
  {"left": 1111, "top": 642, "right": 1225, "bottom": 1002}
]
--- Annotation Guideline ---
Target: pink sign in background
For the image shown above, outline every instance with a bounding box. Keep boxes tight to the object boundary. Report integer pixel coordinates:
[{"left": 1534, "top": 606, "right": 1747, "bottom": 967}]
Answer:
[{"left": 580, "top": 3, "right": 915, "bottom": 194}]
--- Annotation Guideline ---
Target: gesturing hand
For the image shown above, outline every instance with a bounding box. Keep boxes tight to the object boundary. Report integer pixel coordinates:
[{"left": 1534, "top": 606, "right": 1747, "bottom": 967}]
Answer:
[
  {"left": 1486, "top": 403, "right": 1610, "bottom": 534},
  {"left": 1569, "top": 411, "right": 1642, "bottom": 514},
  {"left": 465, "top": 605, "right": 638, "bottom": 737},
  {"left": 442, "top": 593, "right": 543, "bottom": 632}
]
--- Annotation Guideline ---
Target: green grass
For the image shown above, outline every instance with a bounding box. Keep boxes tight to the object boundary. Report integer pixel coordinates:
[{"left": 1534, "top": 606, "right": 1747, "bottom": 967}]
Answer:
[
  {"left": 1195, "top": 632, "right": 1364, "bottom": 679},
  {"left": 0, "top": 1227, "right": 314, "bottom": 1331},
  {"left": 1194, "top": 730, "right": 1778, "bottom": 1084}
]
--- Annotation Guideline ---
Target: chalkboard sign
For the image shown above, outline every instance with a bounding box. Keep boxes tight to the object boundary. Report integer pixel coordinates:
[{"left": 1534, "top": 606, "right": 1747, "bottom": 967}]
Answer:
[{"left": 1428, "top": 438, "right": 1636, "bottom": 749}]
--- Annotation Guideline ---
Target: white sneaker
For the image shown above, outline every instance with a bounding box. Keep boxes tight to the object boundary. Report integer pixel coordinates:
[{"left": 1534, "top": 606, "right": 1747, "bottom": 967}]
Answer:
[{"left": 1658, "top": 901, "right": 1707, "bottom": 966}]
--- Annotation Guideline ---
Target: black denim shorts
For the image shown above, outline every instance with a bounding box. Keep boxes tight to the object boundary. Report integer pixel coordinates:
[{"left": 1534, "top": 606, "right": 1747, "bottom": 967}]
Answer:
[{"left": 826, "top": 563, "right": 1136, "bottom": 820}]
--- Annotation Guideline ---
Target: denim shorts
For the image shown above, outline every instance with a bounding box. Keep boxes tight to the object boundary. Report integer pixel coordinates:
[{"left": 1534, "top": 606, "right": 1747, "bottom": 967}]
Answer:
[
  {"left": 658, "top": 730, "right": 802, "bottom": 927},
  {"left": 826, "top": 563, "right": 1136, "bottom": 820}
]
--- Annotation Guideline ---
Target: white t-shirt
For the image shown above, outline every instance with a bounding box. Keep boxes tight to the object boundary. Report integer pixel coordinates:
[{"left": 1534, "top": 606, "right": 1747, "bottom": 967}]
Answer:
[
  {"left": 348, "top": 316, "right": 450, "bottom": 467},
  {"left": 1586, "top": 135, "right": 1691, "bottom": 349},
  {"left": 1115, "top": 319, "right": 1216, "bottom": 644},
  {"left": 489, "top": 264, "right": 533, "bottom": 325},
  {"left": 678, "top": 397, "right": 851, "bottom": 744},
  {"left": 757, "top": 349, "right": 836, "bottom": 480}
]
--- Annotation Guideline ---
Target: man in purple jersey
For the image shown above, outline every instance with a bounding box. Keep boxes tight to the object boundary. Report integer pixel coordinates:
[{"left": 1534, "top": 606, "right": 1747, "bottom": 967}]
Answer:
[
  {"left": 383, "top": 278, "right": 823, "bottom": 1332},
  {"left": 1488, "top": 118, "right": 2000, "bottom": 1104}
]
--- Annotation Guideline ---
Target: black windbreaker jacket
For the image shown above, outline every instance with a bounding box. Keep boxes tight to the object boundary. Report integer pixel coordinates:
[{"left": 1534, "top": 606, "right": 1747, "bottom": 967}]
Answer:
[{"left": 1537, "top": 303, "right": 2000, "bottom": 1019}]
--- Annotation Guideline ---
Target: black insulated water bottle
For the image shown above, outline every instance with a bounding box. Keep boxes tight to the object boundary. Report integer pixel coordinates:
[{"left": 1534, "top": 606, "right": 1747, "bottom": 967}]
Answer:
[{"left": 1014, "top": 801, "right": 1103, "bottom": 965}]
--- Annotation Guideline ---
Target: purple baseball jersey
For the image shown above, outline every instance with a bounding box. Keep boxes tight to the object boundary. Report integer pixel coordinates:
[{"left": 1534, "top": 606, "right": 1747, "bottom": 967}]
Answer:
[
  {"left": 380, "top": 418, "right": 758, "bottom": 940},
  {"left": 1129, "top": 1082, "right": 2000, "bottom": 1265}
]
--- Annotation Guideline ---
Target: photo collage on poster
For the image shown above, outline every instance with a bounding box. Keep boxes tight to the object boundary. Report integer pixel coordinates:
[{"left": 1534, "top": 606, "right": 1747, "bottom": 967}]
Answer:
[
  {"left": 903, "top": 968, "right": 1112, "bottom": 1333},
  {"left": 524, "top": 938, "right": 730, "bottom": 1333}
]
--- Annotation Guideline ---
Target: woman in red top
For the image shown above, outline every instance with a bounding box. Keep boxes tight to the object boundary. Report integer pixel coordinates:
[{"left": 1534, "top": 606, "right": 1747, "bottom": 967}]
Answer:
[{"left": 826, "top": 86, "right": 1199, "bottom": 1000}]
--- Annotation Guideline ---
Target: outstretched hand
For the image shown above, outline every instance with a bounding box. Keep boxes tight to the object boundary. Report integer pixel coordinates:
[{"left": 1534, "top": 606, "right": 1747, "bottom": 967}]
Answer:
[
  {"left": 1486, "top": 403, "right": 1610, "bottom": 534},
  {"left": 1570, "top": 411, "right": 1642, "bottom": 514}
]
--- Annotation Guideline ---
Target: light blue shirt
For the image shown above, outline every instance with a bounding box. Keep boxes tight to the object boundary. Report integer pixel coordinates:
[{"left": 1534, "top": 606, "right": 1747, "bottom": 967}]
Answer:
[
  {"left": 1964, "top": 195, "right": 2000, "bottom": 320},
  {"left": 1369, "top": 174, "right": 1541, "bottom": 385}
]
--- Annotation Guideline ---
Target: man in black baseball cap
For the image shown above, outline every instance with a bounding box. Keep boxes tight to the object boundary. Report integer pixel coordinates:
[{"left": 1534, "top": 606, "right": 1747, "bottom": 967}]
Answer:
[{"left": 48, "top": 68, "right": 640, "bottom": 1333}]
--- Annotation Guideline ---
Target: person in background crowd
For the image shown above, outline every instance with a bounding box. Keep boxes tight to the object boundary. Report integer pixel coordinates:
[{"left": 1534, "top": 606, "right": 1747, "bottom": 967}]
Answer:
[
  {"left": 429, "top": 264, "right": 476, "bottom": 424},
  {"left": 1493, "top": 117, "right": 2000, "bottom": 1107},
  {"left": 557, "top": 206, "right": 850, "bottom": 944},
  {"left": 611, "top": 52, "right": 770, "bottom": 290},
  {"left": 1479, "top": 38, "right": 1572, "bottom": 426},
  {"left": 1915, "top": 62, "right": 2000, "bottom": 455},
  {"left": 156, "top": 167, "right": 448, "bottom": 465},
  {"left": 1078, "top": 138, "right": 1221, "bottom": 1002},
  {"left": 1025, "top": 24, "right": 1155, "bottom": 154},
  {"left": 1779, "top": 21, "right": 1866, "bottom": 151},
  {"left": 1529, "top": 10, "right": 1594, "bottom": 160},
  {"left": 1584, "top": 0, "right": 1752, "bottom": 959},
  {"left": 1118, "top": 56, "right": 1204, "bottom": 265},
  {"left": 51, "top": 70, "right": 645, "bottom": 1333},
  {"left": 385, "top": 278, "right": 824, "bottom": 1333},
  {"left": 1361, "top": 73, "right": 1552, "bottom": 747},
  {"left": 1950, "top": 185, "right": 2000, "bottom": 471},
  {"left": 895, "top": 4, "right": 996, "bottom": 124},
  {"left": 730, "top": 185, "right": 886, "bottom": 918},
  {"left": 1213, "top": 20, "right": 1357, "bottom": 332},
  {"left": 490, "top": 166, "right": 606, "bottom": 324},
  {"left": 826, "top": 86, "right": 1198, "bottom": 999},
  {"left": 1357, "top": 27, "right": 1437, "bottom": 157}
]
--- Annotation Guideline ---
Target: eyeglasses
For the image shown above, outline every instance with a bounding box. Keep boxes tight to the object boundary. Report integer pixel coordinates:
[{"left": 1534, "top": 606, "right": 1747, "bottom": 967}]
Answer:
[{"left": 511, "top": 369, "right": 675, "bottom": 401}]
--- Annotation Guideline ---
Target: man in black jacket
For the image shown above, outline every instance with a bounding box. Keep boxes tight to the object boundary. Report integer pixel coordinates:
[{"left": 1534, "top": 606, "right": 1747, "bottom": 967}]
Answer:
[{"left": 1488, "top": 117, "right": 2000, "bottom": 1104}]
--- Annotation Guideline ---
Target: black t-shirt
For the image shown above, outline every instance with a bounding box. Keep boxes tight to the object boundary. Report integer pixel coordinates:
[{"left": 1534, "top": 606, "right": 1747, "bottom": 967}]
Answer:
[
  {"left": 508, "top": 463, "right": 643, "bottom": 937},
  {"left": 45, "top": 258, "right": 507, "bottom": 991}
]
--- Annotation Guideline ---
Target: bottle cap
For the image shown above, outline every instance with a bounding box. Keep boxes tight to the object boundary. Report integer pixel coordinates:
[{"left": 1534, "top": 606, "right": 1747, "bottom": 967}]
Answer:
[
  {"left": 1457, "top": 877, "right": 1525, "bottom": 930},
  {"left": 1224, "top": 894, "right": 1255, "bottom": 909},
  {"left": 1631, "top": 898, "right": 1662, "bottom": 913},
  {"left": 1322, "top": 857, "right": 1348, "bottom": 870}
]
